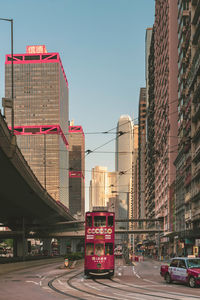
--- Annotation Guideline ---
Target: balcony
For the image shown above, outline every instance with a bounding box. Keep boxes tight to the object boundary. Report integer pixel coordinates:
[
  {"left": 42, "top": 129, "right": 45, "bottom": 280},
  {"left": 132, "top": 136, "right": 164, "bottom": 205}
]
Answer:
[
  {"left": 185, "top": 210, "right": 192, "bottom": 221},
  {"left": 191, "top": 186, "right": 200, "bottom": 202},
  {"left": 185, "top": 192, "right": 191, "bottom": 203},
  {"left": 193, "top": 82, "right": 200, "bottom": 104},
  {"left": 192, "top": 207, "right": 200, "bottom": 221},
  {"left": 193, "top": 161, "right": 200, "bottom": 179},
  {"left": 187, "top": 46, "right": 200, "bottom": 89},
  {"left": 192, "top": 1, "right": 200, "bottom": 25},
  {"left": 193, "top": 144, "right": 200, "bottom": 163},
  {"left": 192, "top": 126, "right": 200, "bottom": 143},
  {"left": 185, "top": 173, "right": 192, "bottom": 186},
  {"left": 192, "top": 22, "right": 200, "bottom": 45}
]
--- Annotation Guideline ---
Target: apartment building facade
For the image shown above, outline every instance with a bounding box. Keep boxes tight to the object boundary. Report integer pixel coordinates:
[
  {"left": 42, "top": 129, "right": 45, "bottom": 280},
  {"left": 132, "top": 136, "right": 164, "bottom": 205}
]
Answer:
[{"left": 154, "top": 0, "right": 178, "bottom": 255}]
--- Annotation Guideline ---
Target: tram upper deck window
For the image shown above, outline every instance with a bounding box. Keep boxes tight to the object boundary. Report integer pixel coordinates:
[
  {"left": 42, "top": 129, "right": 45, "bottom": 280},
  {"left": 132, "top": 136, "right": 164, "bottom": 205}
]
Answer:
[
  {"left": 86, "top": 243, "right": 94, "bottom": 255},
  {"left": 108, "top": 216, "right": 113, "bottom": 227},
  {"left": 86, "top": 216, "right": 92, "bottom": 227},
  {"left": 94, "top": 216, "right": 106, "bottom": 227}
]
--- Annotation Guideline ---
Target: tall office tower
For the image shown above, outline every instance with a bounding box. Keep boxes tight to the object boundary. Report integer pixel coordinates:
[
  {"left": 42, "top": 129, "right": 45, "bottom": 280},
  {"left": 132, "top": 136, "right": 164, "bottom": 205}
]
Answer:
[
  {"left": 154, "top": 0, "right": 178, "bottom": 252},
  {"left": 68, "top": 122, "right": 85, "bottom": 219},
  {"left": 138, "top": 88, "right": 146, "bottom": 219},
  {"left": 115, "top": 115, "right": 134, "bottom": 227},
  {"left": 4, "top": 45, "right": 69, "bottom": 206},
  {"left": 106, "top": 171, "right": 118, "bottom": 213},
  {"left": 174, "top": 0, "right": 191, "bottom": 255},
  {"left": 89, "top": 166, "right": 108, "bottom": 211},
  {"left": 145, "top": 28, "right": 155, "bottom": 222}
]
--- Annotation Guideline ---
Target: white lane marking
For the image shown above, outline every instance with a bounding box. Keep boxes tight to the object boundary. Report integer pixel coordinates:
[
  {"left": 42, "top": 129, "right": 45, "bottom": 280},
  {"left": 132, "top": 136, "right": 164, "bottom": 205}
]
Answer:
[
  {"left": 132, "top": 266, "right": 140, "bottom": 278},
  {"left": 143, "top": 279, "right": 160, "bottom": 284},
  {"left": 113, "top": 292, "right": 141, "bottom": 300},
  {"left": 83, "top": 282, "right": 101, "bottom": 291},
  {"left": 26, "top": 280, "right": 39, "bottom": 285}
]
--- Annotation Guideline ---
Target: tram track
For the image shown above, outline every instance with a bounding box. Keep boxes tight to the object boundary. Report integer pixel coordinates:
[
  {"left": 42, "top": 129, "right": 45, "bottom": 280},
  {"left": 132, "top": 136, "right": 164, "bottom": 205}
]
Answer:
[
  {"left": 93, "top": 276, "right": 200, "bottom": 300},
  {"left": 48, "top": 267, "right": 200, "bottom": 300},
  {"left": 48, "top": 270, "right": 122, "bottom": 300}
]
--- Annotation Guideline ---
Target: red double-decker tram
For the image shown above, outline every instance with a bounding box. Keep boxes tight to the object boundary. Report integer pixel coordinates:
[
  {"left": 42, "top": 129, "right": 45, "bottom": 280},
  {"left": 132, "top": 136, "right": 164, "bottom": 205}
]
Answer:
[{"left": 84, "top": 209, "right": 115, "bottom": 277}]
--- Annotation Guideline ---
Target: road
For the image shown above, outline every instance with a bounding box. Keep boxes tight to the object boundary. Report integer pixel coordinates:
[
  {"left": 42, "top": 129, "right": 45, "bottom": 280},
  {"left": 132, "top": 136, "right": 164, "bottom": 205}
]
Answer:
[{"left": 0, "top": 258, "right": 200, "bottom": 300}]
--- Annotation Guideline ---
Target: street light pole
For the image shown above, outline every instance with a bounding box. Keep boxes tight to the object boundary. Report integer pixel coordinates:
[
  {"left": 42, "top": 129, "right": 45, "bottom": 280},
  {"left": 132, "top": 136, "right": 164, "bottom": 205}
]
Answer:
[{"left": 0, "top": 18, "right": 14, "bottom": 135}]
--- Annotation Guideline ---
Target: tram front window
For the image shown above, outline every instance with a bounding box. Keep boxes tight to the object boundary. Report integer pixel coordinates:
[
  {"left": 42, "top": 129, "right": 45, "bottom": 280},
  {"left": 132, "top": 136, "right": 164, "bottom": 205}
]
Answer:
[
  {"left": 105, "top": 243, "right": 113, "bottom": 255},
  {"left": 95, "top": 244, "right": 104, "bottom": 256},
  {"left": 86, "top": 243, "right": 94, "bottom": 255},
  {"left": 86, "top": 216, "right": 92, "bottom": 227},
  {"left": 108, "top": 216, "right": 113, "bottom": 227},
  {"left": 94, "top": 216, "right": 106, "bottom": 227}
]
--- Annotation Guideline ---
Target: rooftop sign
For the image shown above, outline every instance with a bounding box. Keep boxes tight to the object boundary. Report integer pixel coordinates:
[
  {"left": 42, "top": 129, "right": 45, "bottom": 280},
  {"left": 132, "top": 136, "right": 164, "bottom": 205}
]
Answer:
[{"left": 26, "top": 45, "right": 47, "bottom": 54}]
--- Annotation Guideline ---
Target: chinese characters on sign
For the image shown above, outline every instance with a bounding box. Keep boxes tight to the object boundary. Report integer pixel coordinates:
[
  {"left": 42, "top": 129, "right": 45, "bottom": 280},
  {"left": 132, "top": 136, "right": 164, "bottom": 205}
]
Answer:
[{"left": 26, "top": 45, "right": 47, "bottom": 54}]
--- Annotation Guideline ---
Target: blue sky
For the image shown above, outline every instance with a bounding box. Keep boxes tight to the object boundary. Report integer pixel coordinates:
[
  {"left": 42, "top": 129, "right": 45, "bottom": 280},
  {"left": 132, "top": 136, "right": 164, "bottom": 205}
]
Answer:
[{"left": 0, "top": 0, "right": 155, "bottom": 210}]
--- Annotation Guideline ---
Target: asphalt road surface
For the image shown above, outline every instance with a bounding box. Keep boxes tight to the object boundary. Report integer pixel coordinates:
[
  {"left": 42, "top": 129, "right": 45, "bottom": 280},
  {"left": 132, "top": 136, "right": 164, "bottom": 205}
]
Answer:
[{"left": 0, "top": 258, "right": 200, "bottom": 300}]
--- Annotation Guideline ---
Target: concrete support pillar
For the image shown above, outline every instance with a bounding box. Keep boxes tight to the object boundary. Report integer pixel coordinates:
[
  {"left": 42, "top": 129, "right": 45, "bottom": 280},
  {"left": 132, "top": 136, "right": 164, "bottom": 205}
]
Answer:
[
  {"left": 59, "top": 238, "right": 69, "bottom": 256},
  {"left": 42, "top": 238, "right": 52, "bottom": 256},
  {"left": 13, "top": 236, "right": 28, "bottom": 258},
  {"left": 71, "top": 239, "right": 80, "bottom": 253}
]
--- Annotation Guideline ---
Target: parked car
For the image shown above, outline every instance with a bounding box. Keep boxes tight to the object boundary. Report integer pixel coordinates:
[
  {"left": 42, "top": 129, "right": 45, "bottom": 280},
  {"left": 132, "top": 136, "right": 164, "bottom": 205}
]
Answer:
[{"left": 160, "top": 257, "right": 200, "bottom": 288}]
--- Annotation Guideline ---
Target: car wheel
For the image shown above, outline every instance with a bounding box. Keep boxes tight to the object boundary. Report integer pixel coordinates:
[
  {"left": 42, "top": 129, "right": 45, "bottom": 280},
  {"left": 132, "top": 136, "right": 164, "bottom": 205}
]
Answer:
[
  {"left": 188, "top": 276, "right": 196, "bottom": 288},
  {"left": 165, "top": 272, "right": 171, "bottom": 284}
]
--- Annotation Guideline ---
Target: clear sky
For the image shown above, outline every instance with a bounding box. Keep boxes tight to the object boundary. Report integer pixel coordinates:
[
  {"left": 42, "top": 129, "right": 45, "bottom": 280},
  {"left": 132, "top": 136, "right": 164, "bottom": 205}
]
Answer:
[{"left": 0, "top": 0, "right": 155, "bottom": 211}]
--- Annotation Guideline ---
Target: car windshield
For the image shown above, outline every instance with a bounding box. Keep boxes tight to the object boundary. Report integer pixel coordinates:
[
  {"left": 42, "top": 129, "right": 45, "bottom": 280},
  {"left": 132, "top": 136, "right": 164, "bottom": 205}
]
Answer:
[{"left": 187, "top": 259, "right": 200, "bottom": 268}]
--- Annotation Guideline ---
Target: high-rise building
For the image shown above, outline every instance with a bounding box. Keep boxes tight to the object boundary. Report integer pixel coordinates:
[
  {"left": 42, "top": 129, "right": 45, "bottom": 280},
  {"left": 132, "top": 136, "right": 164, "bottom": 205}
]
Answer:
[
  {"left": 115, "top": 115, "right": 134, "bottom": 227},
  {"left": 145, "top": 28, "right": 156, "bottom": 253},
  {"left": 174, "top": 0, "right": 200, "bottom": 255},
  {"left": 89, "top": 167, "right": 117, "bottom": 212},
  {"left": 129, "top": 124, "right": 138, "bottom": 251},
  {"left": 106, "top": 171, "right": 118, "bottom": 213},
  {"left": 4, "top": 45, "right": 69, "bottom": 206},
  {"left": 190, "top": 0, "right": 200, "bottom": 247},
  {"left": 174, "top": 0, "right": 191, "bottom": 255},
  {"left": 145, "top": 28, "right": 153, "bottom": 109},
  {"left": 68, "top": 122, "right": 85, "bottom": 218},
  {"left": 89, "top": 166, "right": 108, "bottom": 211},
  {"left": 138, "top": 88, "right": 146, "bottom": 219},
  {"left": 145, "top": 28, "right": 155, "bottom": 222},
  {"left": 154, "top": 0, "right": 178, "bottom": 254},
  {"left": 130, "top": 125, "right": 138, "bottom": 221}
]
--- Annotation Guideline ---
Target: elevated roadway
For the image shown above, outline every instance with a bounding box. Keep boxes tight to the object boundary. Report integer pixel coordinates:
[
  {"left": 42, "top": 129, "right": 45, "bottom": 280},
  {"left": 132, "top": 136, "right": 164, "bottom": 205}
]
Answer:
[{"left": 0, "top": 111, "right": 74, "bottom": 232}]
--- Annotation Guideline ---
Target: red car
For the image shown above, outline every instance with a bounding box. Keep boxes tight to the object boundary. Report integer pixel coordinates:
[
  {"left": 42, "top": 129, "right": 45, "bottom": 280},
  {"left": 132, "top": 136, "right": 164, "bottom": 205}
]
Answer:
[{"left": 160, "top": 257, "right": 200, "bottom": 288}]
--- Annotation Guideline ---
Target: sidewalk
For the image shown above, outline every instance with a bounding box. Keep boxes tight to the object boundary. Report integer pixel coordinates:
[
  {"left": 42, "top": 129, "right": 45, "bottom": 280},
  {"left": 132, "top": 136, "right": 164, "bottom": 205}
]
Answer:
[{"left": 0, "top": 257, "right": 64, "bottom": 276}]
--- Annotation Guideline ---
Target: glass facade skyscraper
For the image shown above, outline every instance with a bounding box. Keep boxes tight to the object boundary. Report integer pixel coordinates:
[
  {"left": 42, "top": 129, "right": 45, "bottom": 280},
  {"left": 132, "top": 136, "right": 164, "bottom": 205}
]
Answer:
[
  {"left": 68, "top": 124, "right": 85, "bottom": 218},
  {"left": 4, "top": 46, "right": 69, "bottom": 207}
]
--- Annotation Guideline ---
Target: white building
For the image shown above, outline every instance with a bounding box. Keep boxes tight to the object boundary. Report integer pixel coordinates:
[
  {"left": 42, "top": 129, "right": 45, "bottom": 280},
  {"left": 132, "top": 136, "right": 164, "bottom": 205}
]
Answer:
[{"left": 115, "top": 115, "right": 134, "bottom": 225}]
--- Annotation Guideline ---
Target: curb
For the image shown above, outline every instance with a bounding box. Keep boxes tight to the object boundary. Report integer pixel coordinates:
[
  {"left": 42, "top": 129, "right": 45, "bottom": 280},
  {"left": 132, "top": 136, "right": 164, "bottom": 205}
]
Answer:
[{"left": 0, "top": 257, "right": 63, "bottom": 276}]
